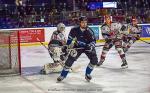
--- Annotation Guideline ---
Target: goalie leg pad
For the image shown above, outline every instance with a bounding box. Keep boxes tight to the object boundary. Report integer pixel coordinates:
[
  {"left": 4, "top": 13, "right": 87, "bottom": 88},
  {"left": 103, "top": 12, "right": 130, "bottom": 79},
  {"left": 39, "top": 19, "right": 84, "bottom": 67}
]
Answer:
[{"left": 42, "top": 63, "right": 63, "bottom": 74}]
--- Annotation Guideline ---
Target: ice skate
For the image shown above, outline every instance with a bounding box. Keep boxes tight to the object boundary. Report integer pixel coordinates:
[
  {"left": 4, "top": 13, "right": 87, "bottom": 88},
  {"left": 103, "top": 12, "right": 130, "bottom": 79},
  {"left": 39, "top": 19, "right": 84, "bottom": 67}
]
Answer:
[
  {"left": 57, "top": 76, "right": 65, "bottom": 82},
  {"left": 85, "top": 74, "right": 92, "bottom": 82},
  {"left": 97, "top": 62, "right": 103, "bottom": 66},
  {"left": 121, "top": 61, "right": 128, "bottom": 69},
  {"left": 40, "top": 69, "right": 46, "bottom": 75}
]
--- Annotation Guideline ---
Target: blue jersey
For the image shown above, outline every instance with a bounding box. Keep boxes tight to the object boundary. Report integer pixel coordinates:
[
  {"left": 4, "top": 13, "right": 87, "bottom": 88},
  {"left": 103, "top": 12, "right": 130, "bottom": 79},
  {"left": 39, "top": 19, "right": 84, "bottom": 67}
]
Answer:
[{"left": 67, "top": 26, "right": 96, "bottom": 48}]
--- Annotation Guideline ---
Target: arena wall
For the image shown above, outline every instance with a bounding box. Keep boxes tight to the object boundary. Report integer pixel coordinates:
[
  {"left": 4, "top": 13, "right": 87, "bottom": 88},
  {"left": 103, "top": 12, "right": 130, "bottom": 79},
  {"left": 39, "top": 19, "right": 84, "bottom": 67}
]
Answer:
[{"left": 1, "top": 24, "right": 150, "bottom": 46}]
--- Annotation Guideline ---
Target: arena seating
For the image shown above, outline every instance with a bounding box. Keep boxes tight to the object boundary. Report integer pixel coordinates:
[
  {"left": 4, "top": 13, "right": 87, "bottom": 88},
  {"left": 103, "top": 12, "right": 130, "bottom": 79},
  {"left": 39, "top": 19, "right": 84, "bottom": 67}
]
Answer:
[{"left": 0, "top": 0, "right": 149, "bottom": 29}]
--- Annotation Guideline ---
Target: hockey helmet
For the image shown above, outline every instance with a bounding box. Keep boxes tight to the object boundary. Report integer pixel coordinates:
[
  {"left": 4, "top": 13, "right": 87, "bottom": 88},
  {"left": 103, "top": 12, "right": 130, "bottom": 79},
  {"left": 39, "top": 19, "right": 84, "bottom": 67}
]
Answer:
[
  {"left": 57, "top": 23, "right": 65, "bottom": 32},
  {"left": 126, "top": 17, "right": 131, "bottom": 24}
]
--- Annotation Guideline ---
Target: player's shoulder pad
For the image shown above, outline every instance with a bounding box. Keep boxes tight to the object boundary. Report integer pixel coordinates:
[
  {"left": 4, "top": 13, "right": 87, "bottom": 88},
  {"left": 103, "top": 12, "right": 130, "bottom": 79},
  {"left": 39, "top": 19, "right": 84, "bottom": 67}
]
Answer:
[
  {"left": 86, "top": 26, "right": 95, "bottom": 35},
  {"left": 112, "top": 22, "right": 120, "bottom": 25},
  {"left": 72, "top": 26, "right": 79, "bottom": 29},
  {"left": 112, "top": 22, "right": 122, "bottom": 28},
  {"left": 53, "top": 30, "right": 59, "bottom": 35},
  {"left": 71, "top": 26, "right": 80, "bottom": 31}
]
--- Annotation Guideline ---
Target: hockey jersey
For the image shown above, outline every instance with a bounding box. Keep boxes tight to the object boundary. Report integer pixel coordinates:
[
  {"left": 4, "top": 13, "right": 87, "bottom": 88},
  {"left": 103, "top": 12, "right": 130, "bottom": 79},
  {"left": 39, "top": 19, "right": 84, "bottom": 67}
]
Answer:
[
  {"left": 123, "top": 24, "right": 141, "bottom": 39},
  {"left": 101, "top": 22, "right": 123, "bottom": 40},
  {"left": 48, "top": 30, "right": 66, "bottom": 47},
  {"left": 67, "top": 26, "right": 96, "bottom": 48},
  {"left": 129, "top": 25, "right": 141, "bottom": 35}
]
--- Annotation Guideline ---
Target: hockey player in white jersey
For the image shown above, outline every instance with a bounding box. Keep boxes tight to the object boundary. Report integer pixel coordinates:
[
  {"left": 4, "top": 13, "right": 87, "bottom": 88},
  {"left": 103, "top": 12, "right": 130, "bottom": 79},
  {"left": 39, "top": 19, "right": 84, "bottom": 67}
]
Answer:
[
  {"left": 122, "top": 17, "right": 141, "bottom": 52},
  {"left": 97, "top": 15, "right": 128, "bottom": 68},
  {"left": 40, "top": 23, "right": 67, "bottom": 74}
]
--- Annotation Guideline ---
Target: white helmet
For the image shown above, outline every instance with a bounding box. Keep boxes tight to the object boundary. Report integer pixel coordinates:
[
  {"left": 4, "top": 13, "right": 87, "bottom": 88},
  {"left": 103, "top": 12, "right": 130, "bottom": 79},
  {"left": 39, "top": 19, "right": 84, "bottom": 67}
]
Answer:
[{"left": 57, "top": 23, "right": 65, "bottom": 32}]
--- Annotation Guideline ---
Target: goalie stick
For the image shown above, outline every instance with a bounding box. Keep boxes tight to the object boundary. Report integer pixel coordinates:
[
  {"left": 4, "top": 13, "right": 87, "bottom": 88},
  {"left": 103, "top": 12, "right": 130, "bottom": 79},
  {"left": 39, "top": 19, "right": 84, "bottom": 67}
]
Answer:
[{"left": 37, "top": 38, "right": 49, "bottom": 50}]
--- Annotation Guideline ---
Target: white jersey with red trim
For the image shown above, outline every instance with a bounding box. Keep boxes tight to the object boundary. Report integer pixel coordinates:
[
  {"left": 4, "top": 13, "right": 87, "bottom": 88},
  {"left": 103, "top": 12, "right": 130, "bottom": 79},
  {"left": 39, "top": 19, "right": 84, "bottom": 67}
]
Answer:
[
  {"left": 49, "top": 30, "right": 66, "bottom": 47},
  {"left": 129, "top": 25, "right": 141, "bottom": 35},
  {"left": 101, "top": 22, "right": 123, "bottom": 40},
  {"left": 124, "top": 24, "right": 141, "bottom": 39}
]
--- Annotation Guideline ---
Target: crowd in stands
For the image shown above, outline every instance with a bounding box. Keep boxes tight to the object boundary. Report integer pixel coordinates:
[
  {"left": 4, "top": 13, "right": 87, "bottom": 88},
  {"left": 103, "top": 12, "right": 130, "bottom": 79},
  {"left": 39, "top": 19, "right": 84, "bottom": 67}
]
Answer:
[{"left": 0, "top": 0, "right": 150, "bottom": 29}]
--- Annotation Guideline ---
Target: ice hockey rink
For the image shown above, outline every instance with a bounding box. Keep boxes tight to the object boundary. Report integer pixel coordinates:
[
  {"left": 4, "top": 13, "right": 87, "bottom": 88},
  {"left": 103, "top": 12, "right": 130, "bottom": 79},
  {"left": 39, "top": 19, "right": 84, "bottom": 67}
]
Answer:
[{"left": 0, "top": 42, "right": 150, "bottom": 93}]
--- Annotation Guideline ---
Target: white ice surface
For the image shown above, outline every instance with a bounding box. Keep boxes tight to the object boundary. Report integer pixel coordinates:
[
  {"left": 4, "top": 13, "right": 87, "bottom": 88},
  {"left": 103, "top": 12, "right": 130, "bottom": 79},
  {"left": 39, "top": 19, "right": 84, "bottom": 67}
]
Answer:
[{"left": 0, "top": 42, "right": 150, "bottom": 93}]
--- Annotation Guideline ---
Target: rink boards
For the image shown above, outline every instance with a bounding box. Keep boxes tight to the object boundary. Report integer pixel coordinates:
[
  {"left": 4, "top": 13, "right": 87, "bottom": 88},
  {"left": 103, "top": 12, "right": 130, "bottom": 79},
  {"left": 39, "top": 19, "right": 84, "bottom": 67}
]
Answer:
[{"left": 1, "top": 24, "right": 150, "bottom": 46}]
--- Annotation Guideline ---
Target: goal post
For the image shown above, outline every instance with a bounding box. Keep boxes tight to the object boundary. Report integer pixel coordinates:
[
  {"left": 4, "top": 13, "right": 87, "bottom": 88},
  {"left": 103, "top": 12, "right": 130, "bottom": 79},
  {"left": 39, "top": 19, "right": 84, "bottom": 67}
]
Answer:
[{"left": 0, "top": 30, "right": 21, "bottom": 76}]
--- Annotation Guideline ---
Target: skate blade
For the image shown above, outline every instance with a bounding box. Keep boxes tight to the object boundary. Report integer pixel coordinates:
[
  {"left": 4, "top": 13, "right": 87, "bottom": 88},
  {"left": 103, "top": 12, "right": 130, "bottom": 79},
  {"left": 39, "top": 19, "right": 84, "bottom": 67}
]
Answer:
[
  {"left": 40, "top": 69, "right": 47, "bottom": 75},
  {"left": 56, "top": 80, "right": 62, "bottom": 83},
  {"left": 96, "top": 64, "right": 102, "bottom": 67},
  {"left": 85, "top": 77, "right": 91, "bottom": 82},
  {"left": 96, "top": 62, "right": 103, "bottom": 67},
  {"left": 56, "top": 79, "right": 65, "bottom": 83},
  {"left": 86, "top": 79, "right": 90, "bottom": 82},
  {"left": 121, "top": 65, "right": 128, "bottom": 69}
]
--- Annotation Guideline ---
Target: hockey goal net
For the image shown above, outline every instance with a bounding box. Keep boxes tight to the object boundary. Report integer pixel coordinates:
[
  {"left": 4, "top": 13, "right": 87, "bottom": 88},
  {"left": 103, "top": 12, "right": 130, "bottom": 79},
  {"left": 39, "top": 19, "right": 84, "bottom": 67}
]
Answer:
[{"left": 0, "top": 30, "right": 21, "bottom": 76}]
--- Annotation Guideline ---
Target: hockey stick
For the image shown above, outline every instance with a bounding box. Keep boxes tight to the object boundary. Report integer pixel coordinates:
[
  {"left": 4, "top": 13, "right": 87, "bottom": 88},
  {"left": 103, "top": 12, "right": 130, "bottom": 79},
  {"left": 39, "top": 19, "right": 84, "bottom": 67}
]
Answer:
[
  {"left": 139, "top": 39, "right": 150, "bottom": 44},
  {"left": 95, "top": 44, "right": 105, "bottom": 47},
  {"left": 37, "top": 38, "right": 53, "bottom": 54},
  {"left": 37, "top": 38, "right": 49, "bottom": 50},
  {"left": 37, "top": 37, "right": 104, "bottom": 50},
  {"left": 69, "top": 44, "right": 104, "bottom": 51}
]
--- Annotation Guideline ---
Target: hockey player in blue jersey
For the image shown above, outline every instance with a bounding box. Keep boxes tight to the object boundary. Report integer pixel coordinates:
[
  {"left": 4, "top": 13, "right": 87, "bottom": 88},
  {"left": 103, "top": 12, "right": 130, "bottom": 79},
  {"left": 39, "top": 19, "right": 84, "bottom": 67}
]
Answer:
[{"left": 57, "top": 16, "right": 98, "bottom": 82}]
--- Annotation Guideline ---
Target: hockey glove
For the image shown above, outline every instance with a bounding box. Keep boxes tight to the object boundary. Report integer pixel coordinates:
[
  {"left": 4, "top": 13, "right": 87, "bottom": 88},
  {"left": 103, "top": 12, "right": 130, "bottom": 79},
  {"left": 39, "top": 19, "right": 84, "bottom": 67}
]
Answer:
[
  {"left": 135, "top": 35, "right": 140, "bottom": 40},
  {"left": 85, "top": 43, "right": 95, "bottom": 52},
  {"left": 62, "top": 45, "right": 68, "bottom": 51},
  {"left": 121, "top": 25, "right": 126, "bottom": 31},
  {"left": 105, "top": 38, "right": 112, "bottom": 43},
  {"left": 77, "top": 41, "right": 87, "bottom": 47}
]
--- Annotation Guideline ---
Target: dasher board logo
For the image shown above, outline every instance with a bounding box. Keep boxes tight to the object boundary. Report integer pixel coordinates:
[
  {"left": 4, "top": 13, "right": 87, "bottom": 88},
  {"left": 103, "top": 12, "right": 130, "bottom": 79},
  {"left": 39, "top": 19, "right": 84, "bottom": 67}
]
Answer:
[
  {"left": 142, "top": 25, "right": 150, "bottom": 37},
  {"left": 146, "top": 27, "right": 150, "bottom": 35},
  {"left": 89, "top": 26, "right": 99, "bottom": 40}
]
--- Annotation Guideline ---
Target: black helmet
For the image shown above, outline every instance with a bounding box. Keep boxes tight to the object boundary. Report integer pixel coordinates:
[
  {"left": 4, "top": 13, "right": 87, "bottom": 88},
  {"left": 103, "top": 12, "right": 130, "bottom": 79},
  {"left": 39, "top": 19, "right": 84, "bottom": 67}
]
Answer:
[
  {"left": 79, "top": 16, "right": 88, "bottom": 22},
  {"left": 126, "top": 18, "right": 131, "bottom": 24}
]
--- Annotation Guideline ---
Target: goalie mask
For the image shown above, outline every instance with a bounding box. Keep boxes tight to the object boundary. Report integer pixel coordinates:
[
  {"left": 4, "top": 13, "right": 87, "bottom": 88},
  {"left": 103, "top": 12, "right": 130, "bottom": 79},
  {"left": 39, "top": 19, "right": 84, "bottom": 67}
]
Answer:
[{"left": 57, "top": 23, "right": 65, "bottom": 32}]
